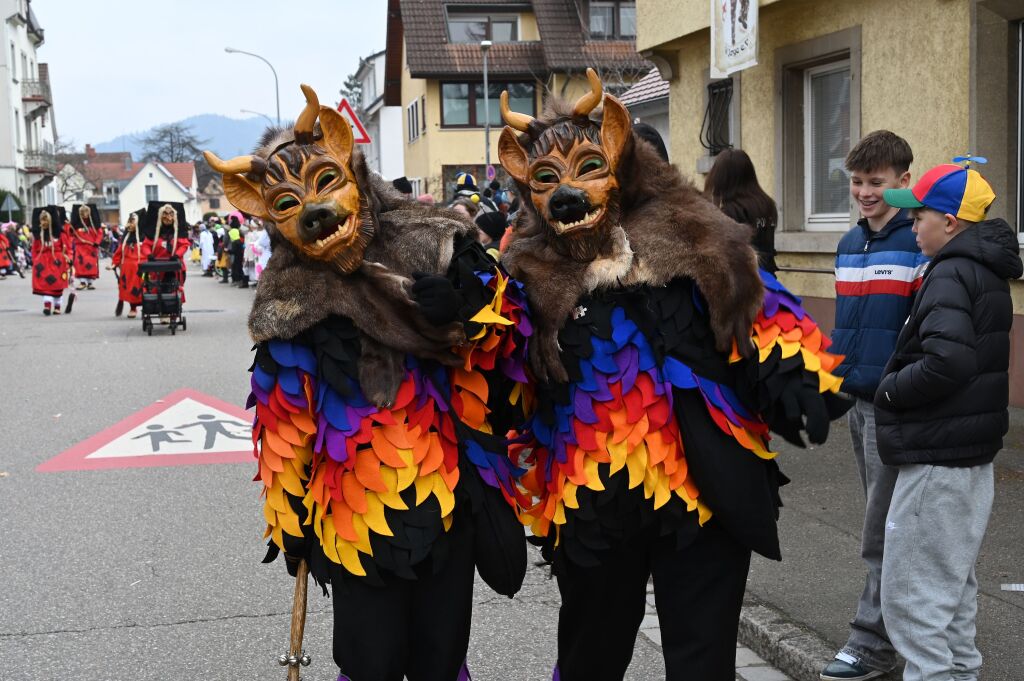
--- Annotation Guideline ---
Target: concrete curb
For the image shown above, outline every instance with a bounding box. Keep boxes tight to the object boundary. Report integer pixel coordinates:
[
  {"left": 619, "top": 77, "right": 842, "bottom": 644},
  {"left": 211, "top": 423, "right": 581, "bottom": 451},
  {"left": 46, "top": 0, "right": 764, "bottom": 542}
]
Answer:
[{"left": 737, "top": 596, "right": 837, "bottom": 681}]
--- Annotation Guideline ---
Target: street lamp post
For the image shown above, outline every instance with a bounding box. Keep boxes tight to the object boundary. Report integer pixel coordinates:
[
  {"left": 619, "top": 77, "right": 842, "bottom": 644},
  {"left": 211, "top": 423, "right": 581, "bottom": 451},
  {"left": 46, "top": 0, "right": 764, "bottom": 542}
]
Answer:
[
  {"left": 225, "top": 47, "right": 280, "bottom": 126},
  {"left": 481, "top": 40, "right": 492, "bottom": 175},
  {"left": 240, "top": 109, "right": 275, "bottom": 127}
]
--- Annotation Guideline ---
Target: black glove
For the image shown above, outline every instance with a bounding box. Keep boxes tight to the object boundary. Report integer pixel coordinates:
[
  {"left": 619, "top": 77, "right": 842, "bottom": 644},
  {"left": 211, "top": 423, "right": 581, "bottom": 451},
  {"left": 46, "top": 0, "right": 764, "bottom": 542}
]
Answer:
[
  {"left": 147, "top": 254, "right": 156, "bottom": 261},
  {"left": 779, "top": 382, "right": 830, "bottom": 444},
  {"left": 411, "top": 272, "right": 462, "bottom": 326}
]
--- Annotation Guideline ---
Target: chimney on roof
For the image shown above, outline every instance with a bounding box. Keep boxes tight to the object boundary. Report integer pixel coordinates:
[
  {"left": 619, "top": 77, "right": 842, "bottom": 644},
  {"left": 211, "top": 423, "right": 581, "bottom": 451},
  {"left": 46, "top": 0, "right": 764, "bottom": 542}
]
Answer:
[
  {"left": 85, "top": 144, "right": 96, "bottom": 158},
  {"left": 124, "top": 156, "right": 131, "bottom": 171}
]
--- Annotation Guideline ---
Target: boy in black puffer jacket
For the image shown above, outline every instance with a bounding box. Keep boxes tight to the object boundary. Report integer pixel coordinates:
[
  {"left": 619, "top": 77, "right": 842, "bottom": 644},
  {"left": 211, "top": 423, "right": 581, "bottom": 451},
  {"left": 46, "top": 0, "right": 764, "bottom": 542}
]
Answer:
[{"left": 875, "top": 160, "right": 1022, "bottom": 681}]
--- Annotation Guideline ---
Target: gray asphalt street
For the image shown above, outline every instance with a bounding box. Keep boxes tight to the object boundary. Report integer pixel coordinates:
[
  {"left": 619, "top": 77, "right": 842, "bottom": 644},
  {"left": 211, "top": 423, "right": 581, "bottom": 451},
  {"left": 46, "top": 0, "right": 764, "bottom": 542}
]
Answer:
[
  {"left": 16, "top": 258, "right": 1021, "bottom": 681},
  {"left": 0, "top": 265, "right": 673, "bottom": 681}
]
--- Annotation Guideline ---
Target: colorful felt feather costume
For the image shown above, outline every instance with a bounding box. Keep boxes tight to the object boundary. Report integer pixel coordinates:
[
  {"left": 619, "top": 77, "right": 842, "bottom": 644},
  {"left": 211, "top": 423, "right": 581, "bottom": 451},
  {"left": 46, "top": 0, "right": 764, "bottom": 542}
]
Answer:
[
  {"left": 497, "top": 70, "right": 849, "bottom": 679},
  {"left": 208, "top": 83, "right": 532, "bottom": 681}
]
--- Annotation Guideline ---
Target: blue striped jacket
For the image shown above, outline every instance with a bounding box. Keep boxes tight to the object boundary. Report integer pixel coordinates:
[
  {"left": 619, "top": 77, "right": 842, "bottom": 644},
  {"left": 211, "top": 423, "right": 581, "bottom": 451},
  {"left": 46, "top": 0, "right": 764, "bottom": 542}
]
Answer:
[{"left": 831, "top": 210, "right": 929, "bottom": 399}]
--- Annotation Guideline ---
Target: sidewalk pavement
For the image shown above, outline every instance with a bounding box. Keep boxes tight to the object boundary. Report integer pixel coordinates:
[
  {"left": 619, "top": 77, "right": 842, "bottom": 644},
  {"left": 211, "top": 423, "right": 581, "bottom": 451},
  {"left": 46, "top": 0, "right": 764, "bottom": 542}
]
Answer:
[{"left": 734, "top": 409, "right": 1024, "bottom": 681}]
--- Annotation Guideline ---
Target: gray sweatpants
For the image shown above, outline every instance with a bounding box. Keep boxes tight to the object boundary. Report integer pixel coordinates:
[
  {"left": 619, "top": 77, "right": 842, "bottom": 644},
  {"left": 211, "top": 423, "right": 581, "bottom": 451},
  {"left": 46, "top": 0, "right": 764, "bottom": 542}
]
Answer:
[
  {"left": 881, "top": 463, "right": 994, "bottom": 681},
  {"left": 841, "top": 398, "right": 899, "bottom": 671}
]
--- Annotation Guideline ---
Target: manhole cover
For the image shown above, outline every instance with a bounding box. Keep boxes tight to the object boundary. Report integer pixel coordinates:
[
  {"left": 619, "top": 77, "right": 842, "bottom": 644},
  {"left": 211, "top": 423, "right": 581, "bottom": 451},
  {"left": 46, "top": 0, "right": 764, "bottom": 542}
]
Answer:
[{"left": 182, "top": 309, "right": 224, "bottom": 313}]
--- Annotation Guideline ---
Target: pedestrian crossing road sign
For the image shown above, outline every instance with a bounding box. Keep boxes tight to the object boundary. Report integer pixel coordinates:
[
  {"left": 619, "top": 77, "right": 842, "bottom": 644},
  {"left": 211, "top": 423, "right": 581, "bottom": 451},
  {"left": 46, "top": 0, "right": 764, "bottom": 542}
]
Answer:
[{"left": 37, "top": 389, "right": 254, "bottom": 472}]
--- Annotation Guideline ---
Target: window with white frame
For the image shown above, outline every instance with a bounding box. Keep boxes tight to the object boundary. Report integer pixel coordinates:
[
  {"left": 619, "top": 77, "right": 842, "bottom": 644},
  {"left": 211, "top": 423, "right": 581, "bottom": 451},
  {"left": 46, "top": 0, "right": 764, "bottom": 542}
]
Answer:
[
  {"left": 409, "top": 178, "right": 423, "bottom": 196},
  {"left": 145, "top": 185, "right": 159, "bottom": 202},
  {"left": 407, "top": 100, "right": 420, "bottom": 143},
  {"left": 803, "top": 60, "right": 851, "bottom": 229},
  {"left": 775, "top": 27, "right": 860, "bottom": 234}
]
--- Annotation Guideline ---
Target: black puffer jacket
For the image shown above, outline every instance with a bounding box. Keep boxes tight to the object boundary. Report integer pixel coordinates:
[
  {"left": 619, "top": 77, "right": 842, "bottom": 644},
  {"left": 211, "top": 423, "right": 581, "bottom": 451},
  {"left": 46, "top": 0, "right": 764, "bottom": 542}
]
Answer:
[{"left": 874, "top": 218, "right": 1022, "bottom": 466}]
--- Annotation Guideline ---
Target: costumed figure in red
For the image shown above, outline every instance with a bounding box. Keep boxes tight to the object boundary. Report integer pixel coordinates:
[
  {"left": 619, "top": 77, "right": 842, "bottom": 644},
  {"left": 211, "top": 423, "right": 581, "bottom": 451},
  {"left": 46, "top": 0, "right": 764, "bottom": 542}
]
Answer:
[
  {"left": 141, "top": 202, "right": 190, "bottom": 303},
  {"left": 206, "top": 84, "right": 532, "bottom": 681},
  {"left": 71, "top": 203, "right": 103, "bottom": 289},
  {"left": 109, "top": 208, "right": 146, "bottom": 318},
  {"left": 498, "top": 70, "right": 850, "bottom": 680},
  {"left": 0, "top": 227, "right": 11, "bottom": 279},
  {"left": 30, "top": 206, "right": 71, "bottom": 315}
]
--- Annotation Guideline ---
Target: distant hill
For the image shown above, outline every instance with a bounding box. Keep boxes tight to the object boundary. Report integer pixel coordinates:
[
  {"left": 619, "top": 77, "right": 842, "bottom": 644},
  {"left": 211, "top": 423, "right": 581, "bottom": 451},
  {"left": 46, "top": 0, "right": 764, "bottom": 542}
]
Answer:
[{"left": 93, "top": 113, "right": 274, "bottom": 159}]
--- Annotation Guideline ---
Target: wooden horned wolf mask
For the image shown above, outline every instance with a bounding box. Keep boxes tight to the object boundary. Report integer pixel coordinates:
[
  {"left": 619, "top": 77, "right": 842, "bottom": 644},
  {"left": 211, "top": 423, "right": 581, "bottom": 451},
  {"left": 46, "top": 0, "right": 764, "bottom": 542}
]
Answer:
[
  {"left": 498, "top": 68, "right": 632, "bottom": 262},
  {"left": 204, "top": 84, "right": 371, "bottom": 275}
]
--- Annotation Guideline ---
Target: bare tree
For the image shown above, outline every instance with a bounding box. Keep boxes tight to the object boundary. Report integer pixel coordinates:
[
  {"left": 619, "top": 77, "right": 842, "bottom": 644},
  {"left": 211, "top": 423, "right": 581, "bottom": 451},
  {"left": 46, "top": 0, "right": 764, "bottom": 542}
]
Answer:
[{"left": 136, "top": 122, "right": 209, "bottom": 163}]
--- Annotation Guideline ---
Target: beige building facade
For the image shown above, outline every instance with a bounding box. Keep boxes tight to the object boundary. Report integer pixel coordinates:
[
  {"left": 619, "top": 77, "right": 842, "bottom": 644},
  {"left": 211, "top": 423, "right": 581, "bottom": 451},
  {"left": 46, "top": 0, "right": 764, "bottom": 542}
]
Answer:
[
  {"left": 385, "top": 0, "right": 648, "bottom": 201},
  {"left": 639, "top": 0, "right": 1024, "bottom": 403}
]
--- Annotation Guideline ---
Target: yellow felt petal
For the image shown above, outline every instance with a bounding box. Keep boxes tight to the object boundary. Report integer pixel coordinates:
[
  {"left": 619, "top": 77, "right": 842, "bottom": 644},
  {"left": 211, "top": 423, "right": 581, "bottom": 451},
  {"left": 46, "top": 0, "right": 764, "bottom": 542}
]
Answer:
[
  {"left": 469, "top": 306, "right": 513, "bottom": 326},
  {"left": 337, "top": 539, "right": 367, "bottom": 576},
  {"left": 362, "top": 493, "right": 394, "bottom": 537},
  {"left": 583, "top": 456, "right": 605, "bottom": 491}
]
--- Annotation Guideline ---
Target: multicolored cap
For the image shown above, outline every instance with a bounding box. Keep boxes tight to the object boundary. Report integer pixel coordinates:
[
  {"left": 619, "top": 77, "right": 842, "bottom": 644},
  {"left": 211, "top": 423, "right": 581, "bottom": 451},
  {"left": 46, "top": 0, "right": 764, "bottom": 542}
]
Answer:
[{"left": 883, "top": 155, "right": 995, "bottom": 222}]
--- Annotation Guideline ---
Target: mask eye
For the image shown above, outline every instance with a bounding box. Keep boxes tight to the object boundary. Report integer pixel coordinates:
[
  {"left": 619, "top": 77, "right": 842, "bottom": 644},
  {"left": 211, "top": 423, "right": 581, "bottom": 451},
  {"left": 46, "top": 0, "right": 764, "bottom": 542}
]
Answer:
[
  {"left": 579, "top": 158, "right": 605, "bottom": 175},
  {"left": 273, "top": 194, "right": 300, "bottom": 212},
  {"left": 533, "top": 169, "right": 558, "bottom": 184},
  {"left": 316, "top": 169, "right": 339, "bottom": 192}
]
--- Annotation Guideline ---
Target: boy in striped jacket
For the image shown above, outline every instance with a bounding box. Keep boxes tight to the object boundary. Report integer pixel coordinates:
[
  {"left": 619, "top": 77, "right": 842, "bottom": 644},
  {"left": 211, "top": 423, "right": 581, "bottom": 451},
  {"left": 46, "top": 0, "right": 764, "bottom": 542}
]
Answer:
[{"left": 822, "top": 130, "right": 928, "bottom": 681}]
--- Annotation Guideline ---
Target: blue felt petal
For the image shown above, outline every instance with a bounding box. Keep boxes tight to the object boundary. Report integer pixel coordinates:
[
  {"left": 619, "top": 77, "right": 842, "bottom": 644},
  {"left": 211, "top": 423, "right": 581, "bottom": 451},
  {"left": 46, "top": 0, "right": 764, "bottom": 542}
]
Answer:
[
  {"left": 578, "top": 359, "right": 598, "bottom": 392},
  {"left": 322, "top": 389, "right": 352, "bottom": 431},
  {"left": 293, "top": 344, "right": 318, "bottom": 375},
  {"left": 253, "top": 366, "right": 275, "bottom": 392},
  {"left": 663, "top": 357, "right": 698, "bottom": 389},
  {"left": 636, "top": 342, "right": 657, "bottom": 372},
  {"left": 277, "top": 367, "right": 300, "bottom": 395},
  {"left": 268, "top": 340, "right": 297, "bottom": 368}
]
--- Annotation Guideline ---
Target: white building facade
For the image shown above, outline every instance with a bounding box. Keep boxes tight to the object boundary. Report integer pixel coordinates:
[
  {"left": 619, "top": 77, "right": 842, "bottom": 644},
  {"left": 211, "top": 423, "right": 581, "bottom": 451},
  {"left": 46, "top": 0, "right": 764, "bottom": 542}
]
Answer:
[
  {"left": 119, "top": 162, "right": 200, "bottom": 225},
  {"left": 355, "top": 49, "right": 404, "bottom": 181},
  {"left": 0, "top": 0, "right": 56, "bottom": 216}
]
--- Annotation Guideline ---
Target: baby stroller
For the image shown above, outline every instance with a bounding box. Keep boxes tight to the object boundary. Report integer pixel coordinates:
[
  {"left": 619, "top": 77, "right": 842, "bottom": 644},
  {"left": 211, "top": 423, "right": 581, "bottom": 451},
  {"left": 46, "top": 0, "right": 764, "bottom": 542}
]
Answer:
[
  {"left": 138, "top": 259, "right": 187, "bottom": 335},
  {"left": 138, "top": 201, "right": 190, "bottom": 336}
]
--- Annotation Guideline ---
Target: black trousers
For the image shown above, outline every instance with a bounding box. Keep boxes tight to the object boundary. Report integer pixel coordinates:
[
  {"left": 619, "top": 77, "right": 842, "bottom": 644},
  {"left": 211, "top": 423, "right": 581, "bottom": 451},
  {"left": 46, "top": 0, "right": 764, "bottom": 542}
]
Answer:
[
  {"left": 328, "top": 519, "right": 475, "bottom": 681},
  {"left": 555, "top": 521, "right": 751, "bottom": 681}
]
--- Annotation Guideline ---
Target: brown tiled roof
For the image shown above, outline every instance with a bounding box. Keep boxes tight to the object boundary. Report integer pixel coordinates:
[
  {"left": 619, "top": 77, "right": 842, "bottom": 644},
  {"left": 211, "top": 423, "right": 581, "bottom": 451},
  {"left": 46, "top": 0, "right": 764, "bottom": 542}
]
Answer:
[
  {"left": 618, "top": 68, "right": 669, "bottom": 107},
  {"left": 395, "top": 0, "right": 645, "bottom": 81},
  {"left": 84, "top": 161, "right": 145, "bottom": 182},
  {"left": 161, "top": 162, "right": 196, "bottom": 190},
  {"left": 401, "top": 0, "right": 546, "bottom": 78}
]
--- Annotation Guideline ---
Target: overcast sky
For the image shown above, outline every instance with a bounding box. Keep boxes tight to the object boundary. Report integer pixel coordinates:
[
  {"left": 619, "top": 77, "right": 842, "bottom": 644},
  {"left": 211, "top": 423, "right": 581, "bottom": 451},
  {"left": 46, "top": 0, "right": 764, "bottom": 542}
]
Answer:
[{"left": 35, "top": 0, "right": 388, "bottom": 146}]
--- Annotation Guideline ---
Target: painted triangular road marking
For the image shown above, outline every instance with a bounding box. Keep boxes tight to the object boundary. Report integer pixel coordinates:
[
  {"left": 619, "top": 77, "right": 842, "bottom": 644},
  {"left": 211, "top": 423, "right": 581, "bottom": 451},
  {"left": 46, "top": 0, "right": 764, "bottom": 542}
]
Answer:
[
  {"left": 37, "top": 389, "right": 254, "bottom": 472},
  {"left": 337, "top": 97, "right": 372, "bottom": 144}
]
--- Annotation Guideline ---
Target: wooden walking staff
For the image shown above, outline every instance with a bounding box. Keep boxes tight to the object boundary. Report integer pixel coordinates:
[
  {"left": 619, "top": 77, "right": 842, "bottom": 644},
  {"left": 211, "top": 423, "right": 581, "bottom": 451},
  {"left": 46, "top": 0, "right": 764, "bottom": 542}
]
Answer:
[{"left": 277, "top": 559, "right": 311, "bottom": 680}]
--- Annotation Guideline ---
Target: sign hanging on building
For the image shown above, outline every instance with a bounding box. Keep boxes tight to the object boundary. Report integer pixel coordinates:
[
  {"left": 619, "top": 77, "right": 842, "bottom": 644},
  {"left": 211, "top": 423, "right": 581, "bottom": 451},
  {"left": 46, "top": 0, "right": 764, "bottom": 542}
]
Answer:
[{"left": 710, "top": 0, "right": 759, "bottom": 78}]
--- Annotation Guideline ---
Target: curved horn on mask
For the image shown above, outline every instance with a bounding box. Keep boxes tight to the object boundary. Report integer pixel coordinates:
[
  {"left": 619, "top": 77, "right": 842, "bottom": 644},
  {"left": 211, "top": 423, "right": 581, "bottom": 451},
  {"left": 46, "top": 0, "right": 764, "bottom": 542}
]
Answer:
[
  {"left": 294, "top": 83, "right": 320, "bottom": 144},
  {"left": 572, "top": 67, "right": 604, "bottom": 117},
  {"left": 500, "top": 90, "right": 534, "bottom": 132},
  {"left": 203, "top": 151, "right": 266, "bottom": 176}
]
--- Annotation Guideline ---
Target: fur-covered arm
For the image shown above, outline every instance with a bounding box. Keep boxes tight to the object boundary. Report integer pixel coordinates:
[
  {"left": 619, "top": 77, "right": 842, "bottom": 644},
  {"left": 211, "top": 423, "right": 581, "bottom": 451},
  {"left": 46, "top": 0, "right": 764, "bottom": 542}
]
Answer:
[{"left": 622, "top": 192, "right": 763, "bottom": 357}]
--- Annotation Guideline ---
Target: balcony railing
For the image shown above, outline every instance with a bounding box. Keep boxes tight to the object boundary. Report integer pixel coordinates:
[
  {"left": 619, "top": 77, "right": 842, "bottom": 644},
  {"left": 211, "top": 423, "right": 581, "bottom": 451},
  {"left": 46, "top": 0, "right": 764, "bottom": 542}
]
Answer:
[
  {"left": 21, "top": 79, "right": 51, "bottom": 105},
  {"left": 25, "top": 148, "right": 57, "bottom": 174}
]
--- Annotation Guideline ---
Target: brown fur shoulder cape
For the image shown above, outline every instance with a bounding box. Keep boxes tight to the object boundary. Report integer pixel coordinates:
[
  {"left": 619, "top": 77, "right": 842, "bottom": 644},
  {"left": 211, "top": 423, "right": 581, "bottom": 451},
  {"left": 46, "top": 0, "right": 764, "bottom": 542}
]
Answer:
[
  {"left": 249, "top": 151, "right": 477, "bottom": 405},
  {"left": 502, "top": 136, "right": 763, "bottom": 382}
]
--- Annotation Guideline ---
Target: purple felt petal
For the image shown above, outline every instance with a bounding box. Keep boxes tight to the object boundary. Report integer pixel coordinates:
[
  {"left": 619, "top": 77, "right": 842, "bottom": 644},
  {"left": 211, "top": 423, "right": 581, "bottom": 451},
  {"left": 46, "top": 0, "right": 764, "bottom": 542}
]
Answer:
[
  {"left": 325, "top": 426, "right": 348, "bottom": 462},
  {"left": 761, "top": 289, "right": 782, "bottom": 319},
  {"left": 500, "top": 356, "right": 529, "bottom": 384},
  {"left": 591, "top": 371, "right": 613, "bottom": 402},
  {"left": 620, "top": 346, "right": 640, "bottom": 394},
  {"left": 573, "top": 387, "right": 599, "bottom": 424}
]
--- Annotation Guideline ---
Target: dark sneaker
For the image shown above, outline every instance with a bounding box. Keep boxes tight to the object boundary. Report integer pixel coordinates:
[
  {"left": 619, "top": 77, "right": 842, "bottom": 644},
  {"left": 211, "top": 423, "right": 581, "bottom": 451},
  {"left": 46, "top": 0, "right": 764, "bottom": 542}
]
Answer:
[{"left": 820, "top": 653, "right": 889, "bottom": 680}]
